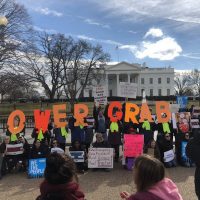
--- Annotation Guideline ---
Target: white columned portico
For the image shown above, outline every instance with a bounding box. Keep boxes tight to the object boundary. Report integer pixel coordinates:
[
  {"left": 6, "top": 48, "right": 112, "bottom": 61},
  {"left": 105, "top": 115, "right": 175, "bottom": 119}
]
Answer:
[{"left": 116, "top": 74, "right": 119, "bottom": 96}]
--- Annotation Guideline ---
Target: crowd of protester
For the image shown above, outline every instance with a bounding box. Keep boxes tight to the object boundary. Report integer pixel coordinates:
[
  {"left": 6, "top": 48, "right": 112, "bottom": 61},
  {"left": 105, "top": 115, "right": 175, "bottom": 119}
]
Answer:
[{"left": 0, "top": 102, "right": 199, "bottom": 199}]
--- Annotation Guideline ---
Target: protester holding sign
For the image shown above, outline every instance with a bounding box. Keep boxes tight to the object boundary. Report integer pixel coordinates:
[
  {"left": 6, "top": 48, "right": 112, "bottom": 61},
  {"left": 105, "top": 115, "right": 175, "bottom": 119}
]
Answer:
[
  {"left": 120, "top": 155, "right": 183, "bottom": 200},
  {"left": 51, "top": 140, "right": 64, "bottom": 154},
  {"left": 93, "top": 133, "right": 110, "bottom": 148},
  {"left": 69, "top": 140, "right": 87, "bottom": 174},
  {"left": 53, "top": 127, "right": 68, "bottom": 151},
  {"left": 84, "top": 116, "right": 95, "bottom": 153},
  {"left": 30, "top": 140, "right": 50, "bottom": 159},
  {"left": 139, "top": 119, "right": 154, "bottom": 153},
  {"left": 108, "top": 120, "right": 122, "bottom": 162},
  {"left": 17, "top": 135, "right": 30, "bottom": 171},
  {"left": 36, "top": 153, "right": 85, "bottom": 200},
  {"left": 156, "top": 133, "right": 176, "bottom": 168}
]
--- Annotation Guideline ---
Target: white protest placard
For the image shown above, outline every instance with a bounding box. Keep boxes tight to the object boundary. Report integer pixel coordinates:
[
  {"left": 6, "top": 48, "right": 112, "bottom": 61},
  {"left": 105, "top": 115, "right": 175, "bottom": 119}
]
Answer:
[
  {"left": 93, "top": 85, "right": 107, "bottom": 105},
  {"left": 119, "top": 82, "right": 137, "bottom": 98},
  {"left": 6, "top": 143, "right": 23, "bottom": 155},
  {"left": 192, "top": 107, "right": 200, "bottom": 118},
  {"left": 170, "top": 104, "right": 180, "bottom": 113},
  {"left": 164, "top": 149, "right": 175, "bottom": 163},
  {"left": 191, "top": 119, "right": 200, "bottom": 129},
  {"left": 88, "top": 148, "right": 113, "bottom": 168}
]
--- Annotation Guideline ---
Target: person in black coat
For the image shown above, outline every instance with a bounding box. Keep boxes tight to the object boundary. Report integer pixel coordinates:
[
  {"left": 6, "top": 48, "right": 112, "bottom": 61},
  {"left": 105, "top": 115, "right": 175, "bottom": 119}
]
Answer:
[
  {"left": 92, "top": 133, "right": 110, "bottom": 148},
  {"left": 156, "top": 133, "right": 176, "bottom": 168},
  {"left": 30, "top": 140, "right": 50, "bottom": 159},
  {"left": 186, "top": 129, "right": 200, "bottom": 200}
]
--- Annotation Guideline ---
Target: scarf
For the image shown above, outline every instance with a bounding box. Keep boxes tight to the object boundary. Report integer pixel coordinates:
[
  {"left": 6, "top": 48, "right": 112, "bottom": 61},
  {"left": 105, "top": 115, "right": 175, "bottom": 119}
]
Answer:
[
  {"left": 110, "top": 122, "right": 119, "bottom": 133},
  {"left": 142, "top": 121, "right": 151, "bottom": 131},
  {"left": 162, "top": 122, "right": 170, "bottom": 134}
]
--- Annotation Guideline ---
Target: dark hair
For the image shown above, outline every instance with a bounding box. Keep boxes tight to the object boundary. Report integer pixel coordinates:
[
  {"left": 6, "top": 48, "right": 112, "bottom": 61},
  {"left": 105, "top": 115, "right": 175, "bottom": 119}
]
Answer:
[
  {"left": 44, "top": 153, "right": 76, "bottom": 184},
  {"left": 134, "top": 154, "right": 165, "bottom": 192}
]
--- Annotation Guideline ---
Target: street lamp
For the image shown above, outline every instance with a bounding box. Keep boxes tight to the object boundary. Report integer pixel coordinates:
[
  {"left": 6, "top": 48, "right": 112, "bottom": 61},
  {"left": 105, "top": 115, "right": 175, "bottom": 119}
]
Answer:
[{"left": 0, "top": 16, "right": 8, "bottom": 26}]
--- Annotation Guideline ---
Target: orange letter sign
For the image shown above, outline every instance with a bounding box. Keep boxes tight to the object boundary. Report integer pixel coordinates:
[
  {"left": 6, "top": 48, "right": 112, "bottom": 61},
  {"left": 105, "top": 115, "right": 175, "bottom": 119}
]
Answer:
[
  {"left": 108, "top": 101, "right": 122, "bottom": 122},
  {"left": 156, "top": 101, "right": 171, "bottom": 123},
  {"left": 74, "top": 104, "right": 88, "bottom": 127},
  {"left": 139, "top": 103, "right": 153, "bottom": 122},
  {"left": 7, "top": 110, "right": 25, "bottom": 134},
  {"left": 34, "top": 110, "right": 51, "bottom": 133},
  {"left": 53, "top": 104, "right": 67, "bottom": 128},
  {"left": 125, "top": 103, "right": 139, "bottom": 124}
]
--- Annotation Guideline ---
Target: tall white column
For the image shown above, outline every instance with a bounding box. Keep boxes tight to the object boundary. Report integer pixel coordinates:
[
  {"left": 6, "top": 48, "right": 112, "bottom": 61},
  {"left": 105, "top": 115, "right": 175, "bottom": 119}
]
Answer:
[
  {"left": 116, "top": 74, "right": 119, "bottom": 96},
  {"left": 128, "top": 74, "right": 130, "bottom": 83}
]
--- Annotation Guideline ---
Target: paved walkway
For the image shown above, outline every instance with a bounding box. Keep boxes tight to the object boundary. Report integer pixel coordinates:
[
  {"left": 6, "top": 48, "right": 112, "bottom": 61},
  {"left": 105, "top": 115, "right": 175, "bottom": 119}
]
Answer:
[{"left": 0, "top": 164, "right": 197, "bottom": 200}]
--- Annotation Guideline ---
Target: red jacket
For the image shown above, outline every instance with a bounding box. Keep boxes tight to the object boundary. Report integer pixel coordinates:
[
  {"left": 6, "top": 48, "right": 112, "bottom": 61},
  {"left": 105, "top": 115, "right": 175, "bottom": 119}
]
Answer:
[{"left": 36, "top": 180, "right": 85, "bottom": 200}]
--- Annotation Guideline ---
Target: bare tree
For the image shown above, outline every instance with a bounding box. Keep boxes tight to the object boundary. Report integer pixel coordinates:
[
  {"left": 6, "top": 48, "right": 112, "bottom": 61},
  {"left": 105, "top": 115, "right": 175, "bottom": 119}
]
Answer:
[
  {"left": 61, "top": 40, "right": 110, "bottom": 109},
  {"left": 188, "top": 69, "right": 200, "bottom": 105},
  {"left": 15, "top": 33, "right": 68, "bottom": 101},
  {"left": 174, "top": 74, "right": 193, "bottom": 96},
  {"left": 0, "top": 72, "right": 38, "bottom": 102},
  {"left": 0, "top": 0, "right": 33, "bottom": 70}
]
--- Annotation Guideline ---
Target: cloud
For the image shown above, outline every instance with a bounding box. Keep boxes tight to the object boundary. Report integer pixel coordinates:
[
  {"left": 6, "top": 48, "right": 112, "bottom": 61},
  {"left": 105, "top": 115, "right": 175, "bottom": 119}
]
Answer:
[
  {"left": 77, "top": 35, "right": 122, "bottom": 46},
  {"left": 119, "top": 45, "right": 137, "bottom": 53},
  {"left": 181, "top": 53, "right": 200, "bottom": 60},
  {"left": 34, "top": 7, "right": 63, "bottom": 17},
  {"left": 118, "top": 28, "right": 182, "bottom": 61},
  {"left": 90, "top": 0, "right": 200, "bottom": 26},
  {"left": 128, "top": 30, "right": 137, "bottom": 34},
  {"left": 77, "top": 35, "right": 96, "bottom": 41},
  {"left": 144, "top": 28, "right": 163, "bottom": 38},
  {"left": 33, "top": 26, "right": 57, "bottom": 34},
  {"left": 135, "top": 37, "right": 182, "bottom": 60},
  {"left": 83, "top": 18, "right": 110, "bottom": 29}
]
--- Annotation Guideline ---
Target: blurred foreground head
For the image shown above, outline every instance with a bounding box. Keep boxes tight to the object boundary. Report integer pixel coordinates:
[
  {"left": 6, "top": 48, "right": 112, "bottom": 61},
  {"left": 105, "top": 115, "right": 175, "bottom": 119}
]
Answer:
[{"left": 45, "top": 153, "right": 76, "bottom": 185}]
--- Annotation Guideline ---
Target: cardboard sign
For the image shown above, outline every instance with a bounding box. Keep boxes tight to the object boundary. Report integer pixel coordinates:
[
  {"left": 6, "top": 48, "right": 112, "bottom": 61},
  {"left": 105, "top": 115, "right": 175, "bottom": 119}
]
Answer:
[
  {"left": 190, "top": 119, "right": 200, "bottom": 129},
  {"left": 6, "top": 143, "right": 23, "bottom": 155},
  {"left": 124, "top": 134, "right": 144, "bottom": 157},
  {"left": 170, "top": 104, "right": 180, "bottom": 113},
  {"left": 119, "top": 82, "right": 137, "bottom": 98},
  {"left": 164, "top": 149, "right": 174, "bottom": 162},
  {"left": 69, "top": 151, "right": 85, "bottom": 163},
  {"left": 93, "top": 85, "right": 107, "bottom": 105},
  {"left": 28, "top": 158, "right": 46, "bottom": 178},
  {"left": 88, "top": 148, "right": 113, "bottom": 168},
  {"left": 192, "top": 107, "right": 200, "bottom": 118},
  {"left": 181, "top": 141, "right": 188, "bottom": 161},
  {"left": 176, "top": 96, "right": 188, "bottom": 109},
  {"left": 176, "top": 112, "right": 191, "bottom": 133},
  {"left": 51, "top": 147, "right": 65, "bottom": 154}
]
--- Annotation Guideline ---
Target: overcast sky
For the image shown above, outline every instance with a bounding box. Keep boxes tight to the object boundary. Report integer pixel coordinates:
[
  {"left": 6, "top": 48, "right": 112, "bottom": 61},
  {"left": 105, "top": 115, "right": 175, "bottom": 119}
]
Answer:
[{"left": 16, "top": 0, "right": 200, "bottom": 70}]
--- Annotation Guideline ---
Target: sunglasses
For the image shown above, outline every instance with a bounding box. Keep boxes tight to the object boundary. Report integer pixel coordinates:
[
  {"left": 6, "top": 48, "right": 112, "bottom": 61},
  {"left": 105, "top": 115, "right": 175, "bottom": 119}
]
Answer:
[
  {"left": 185, "top": 135, "right": 189, "bottom": 137},
  {"left": 165, "top": 135, "right": 170, "bottom": 138}
]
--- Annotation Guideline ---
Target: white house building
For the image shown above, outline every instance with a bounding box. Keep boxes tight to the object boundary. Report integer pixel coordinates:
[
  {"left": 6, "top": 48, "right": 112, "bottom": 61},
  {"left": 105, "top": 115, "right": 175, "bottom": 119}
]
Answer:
[{"left": 83, "top": 62, "right": 175, "bottom": 98}]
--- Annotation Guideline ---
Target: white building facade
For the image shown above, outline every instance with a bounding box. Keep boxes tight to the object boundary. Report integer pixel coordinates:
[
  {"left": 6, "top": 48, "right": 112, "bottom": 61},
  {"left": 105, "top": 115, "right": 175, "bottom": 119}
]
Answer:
[{"left": 83, "top": 62, "right": 175, "bottom": 98}]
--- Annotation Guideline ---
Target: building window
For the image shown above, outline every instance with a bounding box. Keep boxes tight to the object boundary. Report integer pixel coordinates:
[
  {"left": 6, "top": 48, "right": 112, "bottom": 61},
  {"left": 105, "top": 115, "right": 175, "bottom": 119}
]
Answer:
[
  {"left": 141, "top": 89, "right": 145, "bottom": 96},
  {"left": 167, "top": 77, "right": 170, "bottom": 84},
  {"left": 149, "top": 78, "right": 153, "bottom": 84},
  {"left": 158, "top": 89, "right": 162, "bottom": 96},
  {"left": 167, "top": 89, "right": 170, "bottom": 96},
  {"left": 158, "top": 78, "right": 161, "bottom": 84},
  {"left": 141, "top": 78, "right": 145, "bottom": 84},
  {"left": 109, "top": 90, "right": 112, "bottom": 97},
  {"left": 150, "top": 89, "right": 153, "bottom": 96},
  {"left": 89, "top": 90, "right": 92, "bottom": 97}
]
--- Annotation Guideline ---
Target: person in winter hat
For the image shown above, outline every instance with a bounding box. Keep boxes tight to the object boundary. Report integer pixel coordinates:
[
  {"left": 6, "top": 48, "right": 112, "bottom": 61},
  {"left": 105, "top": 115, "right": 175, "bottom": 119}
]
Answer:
[
  {"left": 120, "top": 154, "right": 183, "bottom": 200},
  {"left": 36, "top": 152, "right": 85, "bottom": 200}
]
